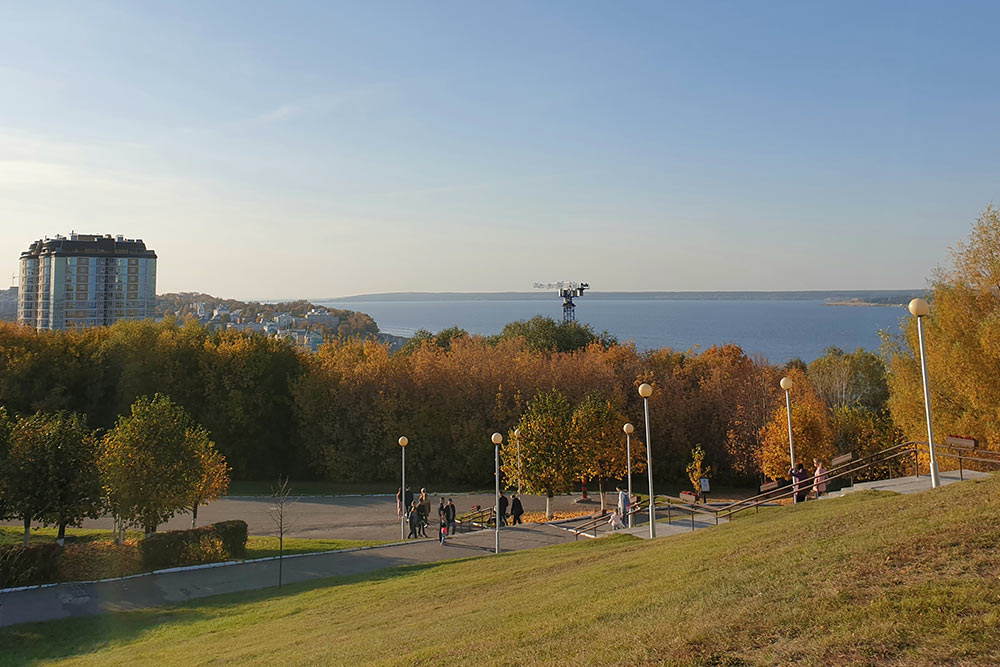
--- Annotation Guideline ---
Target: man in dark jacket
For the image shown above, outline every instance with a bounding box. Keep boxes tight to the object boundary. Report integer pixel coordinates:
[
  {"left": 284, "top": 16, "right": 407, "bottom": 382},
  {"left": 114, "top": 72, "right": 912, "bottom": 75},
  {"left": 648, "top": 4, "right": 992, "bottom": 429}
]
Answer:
[
  {"left": 445, "top": 498, "right": 457, "bottom": 535},
  {"left": 404, "top": 487, "right": 414, "bottom": 514},
  {"left": 407, "top": 502, "right": 420, "bottom": 539},
  {"left": 510, "top": 494, "right": 524, "bottom": 525},
  {"left": 498, "top": 491, "right": 509, "bottom": 527}
]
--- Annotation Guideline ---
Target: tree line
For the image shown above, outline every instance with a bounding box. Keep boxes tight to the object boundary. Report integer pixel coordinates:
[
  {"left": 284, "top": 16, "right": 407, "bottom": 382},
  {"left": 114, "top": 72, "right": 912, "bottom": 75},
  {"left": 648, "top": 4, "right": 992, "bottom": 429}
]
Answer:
[
  {"left": 0, "top": 205, "right": 996, "bottom": 494},
  {"left": 0, "top": 395, "right": 228, "bottom": 546}
]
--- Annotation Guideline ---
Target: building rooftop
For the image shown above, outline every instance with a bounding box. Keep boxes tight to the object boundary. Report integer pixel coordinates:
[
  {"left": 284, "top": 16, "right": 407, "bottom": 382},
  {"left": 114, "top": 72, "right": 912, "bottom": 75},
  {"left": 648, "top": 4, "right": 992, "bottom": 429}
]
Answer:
[{"left": 20, "top": 234, "right": 157, "bottom": 259}]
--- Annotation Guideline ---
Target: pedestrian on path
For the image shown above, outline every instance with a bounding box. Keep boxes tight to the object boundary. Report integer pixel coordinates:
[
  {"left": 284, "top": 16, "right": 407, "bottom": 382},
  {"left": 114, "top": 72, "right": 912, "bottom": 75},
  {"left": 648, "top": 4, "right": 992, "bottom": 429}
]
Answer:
[
  {"left": 790, "top": 463, "right": 809, "bottom": 503},
  {"left": 498, "top": 491, "right": 509, "bottom": 526},
  {"left": 396, "top": 488, "right": 403, "bottom": 519},
  {"left": 813, "top": 459, "right": 827, "bottom": 498},
  {"left": 418, "top": 489, "right": 430, "bottom": 536},
  {"left": 608, "top": 509, "right": 625, "bottom": 532},
  {"left": 404, "top": 486, "right": 414, "bottom": 515},
  {"left": 407, "top": 502, "right": 420, "bottom": 539},
  {"left": 445, "top": 498, "right": 457, "bottom": 535},
  {"left": 617, "top": 486, "right": 630, "bottom": 521},
  {"left": 439, "top": 516, "right": 448, "bottom": 545},
  {"left": 510, "top": 494, "right": 524, "bottom": 525}
]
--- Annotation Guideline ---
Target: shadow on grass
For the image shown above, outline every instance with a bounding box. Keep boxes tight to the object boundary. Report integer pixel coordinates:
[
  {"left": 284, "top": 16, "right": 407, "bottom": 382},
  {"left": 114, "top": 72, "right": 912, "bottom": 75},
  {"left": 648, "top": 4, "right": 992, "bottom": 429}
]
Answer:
[{"left": 0, "top": 559, "right": 456, "bottom": 665}]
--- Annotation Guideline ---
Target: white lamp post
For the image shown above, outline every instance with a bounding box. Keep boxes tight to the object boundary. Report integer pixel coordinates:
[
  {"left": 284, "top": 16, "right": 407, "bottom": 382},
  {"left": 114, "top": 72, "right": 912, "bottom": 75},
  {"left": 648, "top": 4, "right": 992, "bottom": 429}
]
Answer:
[
  {"left": 398, "top": 436, "right": 408, "bottom": 539},
  {"left": 623, "top": 422, "right": 634, "bottom": 528},
  {"left": 514, "top": 428, "right": 521, "bottom": 496},
  {"left": 780, "top": 376, "right": 797, "bottom": 503},
  {"left": 638, "top": 383, "right": 655, "bottom": 539},
  {"left": 909, "top": 298, "right": 941, "bottom": 488},
  {"left": 491, "top": 432, "right": 503, "bottom": 554}
]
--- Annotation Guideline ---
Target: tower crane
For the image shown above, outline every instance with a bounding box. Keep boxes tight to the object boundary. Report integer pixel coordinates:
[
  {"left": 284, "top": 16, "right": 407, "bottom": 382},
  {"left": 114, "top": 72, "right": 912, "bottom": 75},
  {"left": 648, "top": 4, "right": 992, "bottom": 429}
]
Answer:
[{"left": 533, "top": 281, "right": 589, "bottom": 322}]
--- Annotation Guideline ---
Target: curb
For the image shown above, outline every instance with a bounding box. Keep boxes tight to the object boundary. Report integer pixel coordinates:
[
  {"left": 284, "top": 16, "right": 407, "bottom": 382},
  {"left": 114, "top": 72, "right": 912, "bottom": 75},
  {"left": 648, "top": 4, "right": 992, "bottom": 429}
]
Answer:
[{"left": 0, "top": 537, "right": 435, "bottom": 595}]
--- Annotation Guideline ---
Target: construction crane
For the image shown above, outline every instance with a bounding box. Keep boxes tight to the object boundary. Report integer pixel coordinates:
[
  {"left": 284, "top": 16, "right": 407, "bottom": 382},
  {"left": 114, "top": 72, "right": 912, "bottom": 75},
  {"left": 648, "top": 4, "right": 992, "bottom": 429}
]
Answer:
[{"left": 533, "top": 281, "right": 589, "bottom": 322}]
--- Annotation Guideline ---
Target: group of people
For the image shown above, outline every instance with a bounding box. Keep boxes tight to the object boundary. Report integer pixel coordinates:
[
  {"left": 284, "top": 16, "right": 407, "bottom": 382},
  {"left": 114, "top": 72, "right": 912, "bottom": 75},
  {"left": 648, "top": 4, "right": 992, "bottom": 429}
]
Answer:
[
  {"left": 495, "top": 491, "right": 524, "bottom": 526},
  {"left": 790, "top": 458, "right": 828, "bottom": 503},
  {"left": 396, "top": 487, "right": 459, "bottom": 543}
]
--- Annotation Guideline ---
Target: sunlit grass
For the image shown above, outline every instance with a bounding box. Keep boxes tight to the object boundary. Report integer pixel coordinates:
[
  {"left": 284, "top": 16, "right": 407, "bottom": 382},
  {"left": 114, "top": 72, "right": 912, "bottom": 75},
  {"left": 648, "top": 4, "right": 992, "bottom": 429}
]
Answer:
[{"left": 3, "top": 474, "right": 997, "bottom": 665}]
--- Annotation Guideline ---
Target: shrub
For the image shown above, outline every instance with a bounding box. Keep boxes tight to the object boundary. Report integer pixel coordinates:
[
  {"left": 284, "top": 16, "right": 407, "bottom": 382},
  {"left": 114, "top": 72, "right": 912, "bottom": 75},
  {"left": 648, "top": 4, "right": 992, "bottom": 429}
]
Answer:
[
  {"left": 212, "top": 520, "right": 248, "bottom": 558},
  {"left": 0, "top": 543, "right": 62, "bottom": 587},
  {"left": 139, "top": 520, "right": 248, "bottom": 570}
]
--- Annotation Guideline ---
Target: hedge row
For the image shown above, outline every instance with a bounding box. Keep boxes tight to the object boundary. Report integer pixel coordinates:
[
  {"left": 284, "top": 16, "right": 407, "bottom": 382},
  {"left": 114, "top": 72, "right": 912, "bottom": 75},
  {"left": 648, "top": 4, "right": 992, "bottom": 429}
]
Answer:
[
  {"left": 0, "top": 543, "right": 62, "bottom": 588},
  {"left": 139, "top": 520, "right": 248, "bottom": 570}
]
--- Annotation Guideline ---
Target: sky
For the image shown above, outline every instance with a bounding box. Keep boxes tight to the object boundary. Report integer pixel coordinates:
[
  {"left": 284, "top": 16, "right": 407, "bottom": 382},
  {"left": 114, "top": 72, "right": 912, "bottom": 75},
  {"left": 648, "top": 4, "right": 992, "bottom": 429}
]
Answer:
[{"left": 1, "top": 1, "right": 998, "bottom": 299}]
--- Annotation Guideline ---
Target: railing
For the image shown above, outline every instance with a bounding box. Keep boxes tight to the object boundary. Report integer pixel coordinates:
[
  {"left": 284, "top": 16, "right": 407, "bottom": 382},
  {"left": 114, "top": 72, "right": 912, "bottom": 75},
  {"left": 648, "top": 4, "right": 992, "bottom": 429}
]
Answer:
[
  {"left": 455, "top": 506, "right": 494, "bottom": 533},
  {"left": 568, "top": 440, "right": 999, "bottom": 539}
]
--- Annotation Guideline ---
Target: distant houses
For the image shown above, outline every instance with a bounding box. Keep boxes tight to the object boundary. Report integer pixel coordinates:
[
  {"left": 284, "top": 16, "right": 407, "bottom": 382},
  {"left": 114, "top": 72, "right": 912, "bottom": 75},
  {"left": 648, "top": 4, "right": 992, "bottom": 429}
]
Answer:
[{"left": 174, "top": 302, "right": 340, "bottom": 352}]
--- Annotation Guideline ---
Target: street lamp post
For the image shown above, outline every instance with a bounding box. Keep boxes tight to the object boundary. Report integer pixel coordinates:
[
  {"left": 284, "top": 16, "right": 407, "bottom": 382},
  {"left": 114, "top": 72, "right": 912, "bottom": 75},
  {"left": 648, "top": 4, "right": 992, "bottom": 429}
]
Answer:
[
  {"left": 780, "top": 376, "right": 797, "bottom": 503},
  {"left": 514, "top": 428, "right": 521, "bottom": 496},
  {"left": 638, "top": 383, "right": 655, "bottom": 539},
  {"left": 623, "top": 422, "right": 634, "bottom": 528},
  {"left": 909, "top": 298, "right": 941, "bottom": 488},
  {"left": 398, "top": 436, "right": 408, "bottom": 540},
  {"left": 491, "top": 432, "right": 503, "bottom": 554}
]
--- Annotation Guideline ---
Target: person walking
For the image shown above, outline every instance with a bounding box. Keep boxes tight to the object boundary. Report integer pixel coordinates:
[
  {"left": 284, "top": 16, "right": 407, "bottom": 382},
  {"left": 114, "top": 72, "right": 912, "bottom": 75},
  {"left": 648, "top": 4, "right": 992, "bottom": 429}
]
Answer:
[
  {"left": 510, "top": 494, "right": 524, "bottom": 525},
  {"left": 790, "top": 463, "right": 809, "bottom": 503},
  {"left": 813, "top": 459, "right": 828, "bottom": 498},
  {"left": 418, "top": 489, "right": 430, "bottom": 537},
  {"left": 396, "top": 488, "right": 403, "bottom": 520},
  {"left": 404, "top": 486, "right": 414, "bottom": 516},
  {"left": 616, "top": 486, "right": 630, "bottom": 522},
  {"left": 439, "top": 514, "right": 448, "bottom": 545},
  {"left": 498, "top": 491, "right": 509, "bottom": 527},
  {"left": 445, "top": 498, "right": 457, "bottom": 535},
  {"left": 407, "top": 502, "right": 420, "bottom": 539}
]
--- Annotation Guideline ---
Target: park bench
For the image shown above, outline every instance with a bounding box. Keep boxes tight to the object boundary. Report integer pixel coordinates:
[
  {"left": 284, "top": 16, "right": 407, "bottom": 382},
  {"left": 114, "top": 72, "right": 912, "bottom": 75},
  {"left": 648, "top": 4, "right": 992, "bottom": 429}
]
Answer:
[
  {"left": 831, "top": 452, "right": 855, "bottom": 488},
  {"left": 945, "top": 436, "right": 977, "bottom": 480}
]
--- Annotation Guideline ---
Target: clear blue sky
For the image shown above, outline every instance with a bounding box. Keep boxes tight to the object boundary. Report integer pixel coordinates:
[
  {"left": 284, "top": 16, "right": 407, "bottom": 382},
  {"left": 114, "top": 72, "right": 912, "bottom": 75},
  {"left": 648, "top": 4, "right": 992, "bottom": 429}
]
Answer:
[{"left": 1, "top": 1, "right": 997, "bottom": 298}]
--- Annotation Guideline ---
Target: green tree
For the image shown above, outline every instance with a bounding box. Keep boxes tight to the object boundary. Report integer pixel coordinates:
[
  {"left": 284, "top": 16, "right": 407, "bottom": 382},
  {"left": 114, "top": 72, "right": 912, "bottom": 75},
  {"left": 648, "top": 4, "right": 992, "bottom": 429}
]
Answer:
[
  {"left": 571, "top": 393, "right": 631, "bottom": 511},
  {"left": 502, "top": 389, "right": 577, "bottom": 518},
  {"left": 6, "top": 411, "right": 102, "bottom": 546},
  {"left": 100, "top": 394, "right": 205, "bottom": 539},
  {"left": 498, "top": 316, "right": 615, "bottom": 353},
  {"left": 808, "top": 347, "right": 889, "bottom": 412},
  {"left": 0, "top": 407, "right": 13, "bottom": 523}
]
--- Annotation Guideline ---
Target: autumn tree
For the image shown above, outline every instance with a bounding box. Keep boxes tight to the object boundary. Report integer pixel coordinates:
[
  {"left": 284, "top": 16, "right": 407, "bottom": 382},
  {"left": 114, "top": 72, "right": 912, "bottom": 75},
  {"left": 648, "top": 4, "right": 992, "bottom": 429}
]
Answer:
[
  {"left": 100, "top": 394, "right": 205, "bottom": 539},
  {"left": 187, "top": 438, "right": 230, "bottom": 528},
  {"left": 808, "top": 347, "right": 889, "bottom": 412},
  {"left": 6, "top": 411, "right": 102, "bottom": 546},
  {"left": 0, "top": 407, "right": 14, "bottom": 523},
  {"left": 686, "top": 445, "right": 711, "bottom": 497},
  {"left": 502, "top": 389, "right": 577, "bottom": 518},
  {"left": 888, "top": 205, "right": 1000, "bottom": 459},
  {"left": 757, "top": 369, "right": 834, "bottom": 480},
  {"left": 571, "top": 393, "right": 629, "bottom": 511}
]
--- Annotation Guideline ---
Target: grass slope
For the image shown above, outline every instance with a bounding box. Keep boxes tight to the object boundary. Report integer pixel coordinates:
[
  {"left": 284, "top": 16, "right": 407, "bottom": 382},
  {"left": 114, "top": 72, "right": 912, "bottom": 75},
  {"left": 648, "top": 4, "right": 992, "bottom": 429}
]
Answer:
[{"left": 3, "top": 475, "right": 999, "bottom": 666}]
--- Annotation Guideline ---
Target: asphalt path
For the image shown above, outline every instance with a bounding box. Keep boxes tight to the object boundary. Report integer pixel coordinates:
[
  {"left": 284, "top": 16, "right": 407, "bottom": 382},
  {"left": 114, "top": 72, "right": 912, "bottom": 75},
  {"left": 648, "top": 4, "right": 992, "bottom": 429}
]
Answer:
[
  {"left": 0, "top": 523, "right": 577, "bottom": 627},
  {"left": 2, "top": 492, "right": 611, "bottom": 541}
]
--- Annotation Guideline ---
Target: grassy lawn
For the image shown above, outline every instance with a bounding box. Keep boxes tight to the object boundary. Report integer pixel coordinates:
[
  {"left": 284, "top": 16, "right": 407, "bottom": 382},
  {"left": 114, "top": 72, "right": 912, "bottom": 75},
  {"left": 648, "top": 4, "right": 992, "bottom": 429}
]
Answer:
[
  {"left": 3, "top": 474, "right": 998, "bottom": 665},
  {"left": 1, "top": 527, "right": 387, "bottom": 584}
]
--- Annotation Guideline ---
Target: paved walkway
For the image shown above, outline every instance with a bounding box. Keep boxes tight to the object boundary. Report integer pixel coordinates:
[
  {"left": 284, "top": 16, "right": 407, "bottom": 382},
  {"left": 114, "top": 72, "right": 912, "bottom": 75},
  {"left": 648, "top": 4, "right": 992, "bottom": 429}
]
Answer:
[
  {"left": 826, "top": 469, "right": 990, "bottom": 497},
  {"left": 0, "top": 523, "right": 573, "bottom": 628}
]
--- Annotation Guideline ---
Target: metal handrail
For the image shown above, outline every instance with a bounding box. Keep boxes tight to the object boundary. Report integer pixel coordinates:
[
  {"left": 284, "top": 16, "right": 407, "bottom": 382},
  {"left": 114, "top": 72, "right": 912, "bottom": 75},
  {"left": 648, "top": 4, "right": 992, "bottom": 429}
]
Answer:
[
  {"left": 456, "top": 506, "right": 494, "bottom": 532},
  {"left": 718, "top": 442, "right": 925, "bottom": 520},
  {"left": 716, "top": 441, "right": 920, "bottom": 517}
]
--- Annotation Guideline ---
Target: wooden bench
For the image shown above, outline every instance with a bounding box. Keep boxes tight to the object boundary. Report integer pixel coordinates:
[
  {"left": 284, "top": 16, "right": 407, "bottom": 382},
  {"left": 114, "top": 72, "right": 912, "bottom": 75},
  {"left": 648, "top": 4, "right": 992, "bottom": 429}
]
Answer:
[
  {"left": 946, "top": 436, "right": 978, "bottom": 480},
  {"left": 831, "top": 452, "right": 855, "bottom": 488},
  {"left": 679, "top": 490, "right": 698, "bottom": 504}
]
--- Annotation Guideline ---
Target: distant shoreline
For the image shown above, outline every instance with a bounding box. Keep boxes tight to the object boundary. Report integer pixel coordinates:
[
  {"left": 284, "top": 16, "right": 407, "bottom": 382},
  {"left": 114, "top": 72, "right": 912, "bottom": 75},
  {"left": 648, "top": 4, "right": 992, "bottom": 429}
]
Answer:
[{"left": 312, "top": 289, "right": 923, "bottom": 304}]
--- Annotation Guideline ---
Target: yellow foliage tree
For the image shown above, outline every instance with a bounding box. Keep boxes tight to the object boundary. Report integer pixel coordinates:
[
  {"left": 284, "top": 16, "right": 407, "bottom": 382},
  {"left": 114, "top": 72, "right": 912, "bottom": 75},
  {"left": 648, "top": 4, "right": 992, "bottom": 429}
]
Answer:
[
  {"left": 888, "top": 205, "right": 1000, "bottom": 462},
  {"left": 757, "top": 369, "right": 834, "bottom": 480}
]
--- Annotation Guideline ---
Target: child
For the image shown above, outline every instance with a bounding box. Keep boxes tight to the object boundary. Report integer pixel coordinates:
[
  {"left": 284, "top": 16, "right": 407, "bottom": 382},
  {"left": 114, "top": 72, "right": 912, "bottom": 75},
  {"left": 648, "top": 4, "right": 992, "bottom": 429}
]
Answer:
[
  {"left": 608, "top": 509, "right": 626, "bottom": 532},
  {"left": 439, "top": 517, "right": 448, "bottom": 545}
]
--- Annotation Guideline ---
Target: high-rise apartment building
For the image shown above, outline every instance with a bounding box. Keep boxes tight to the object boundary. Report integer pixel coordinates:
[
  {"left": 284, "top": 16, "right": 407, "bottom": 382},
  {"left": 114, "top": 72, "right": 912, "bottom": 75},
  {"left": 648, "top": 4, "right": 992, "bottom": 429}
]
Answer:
[{"left": 18, "top": 234, "right": 157, "bottom": 330}]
